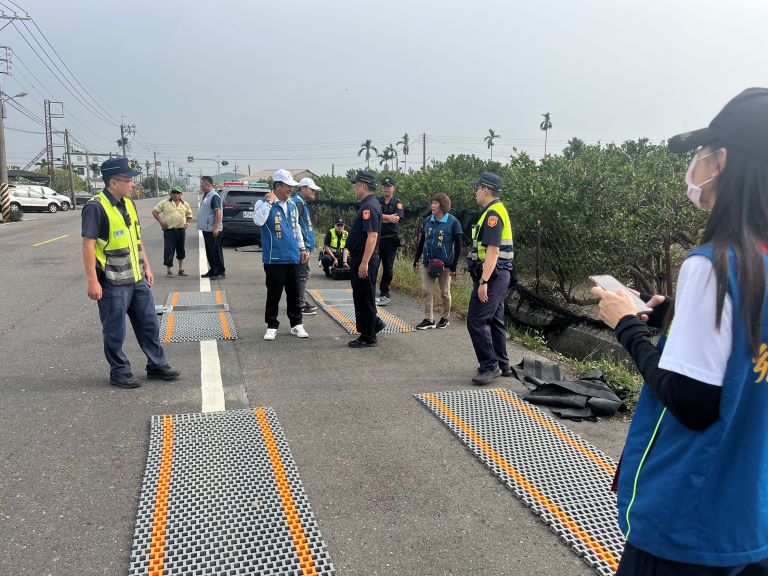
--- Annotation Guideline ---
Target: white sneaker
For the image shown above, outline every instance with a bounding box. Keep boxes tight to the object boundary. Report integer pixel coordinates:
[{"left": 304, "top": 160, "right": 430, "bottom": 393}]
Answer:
[
  {"left": 375, "top": 296, "right": 391, "bottom": 306},
  {"left": 264, "top": 328, "right": 278, "bottom": 341},
  {"left": 290, "top": 324, "right": 309, "bottom": 338}
]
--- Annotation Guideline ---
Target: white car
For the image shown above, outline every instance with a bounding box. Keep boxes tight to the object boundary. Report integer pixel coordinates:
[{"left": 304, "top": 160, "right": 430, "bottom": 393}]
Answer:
[{"left": 9, "top": 185, "right": 68, "bottom": 213}]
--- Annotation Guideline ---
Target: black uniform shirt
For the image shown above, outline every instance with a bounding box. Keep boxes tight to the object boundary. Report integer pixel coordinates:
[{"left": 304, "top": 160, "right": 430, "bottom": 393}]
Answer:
[
  {"left": 347, "top": 194, "right": 382, "bottom": 255},
  {"left": 379, "top": 196, "right": 404, "bottom": 237}
]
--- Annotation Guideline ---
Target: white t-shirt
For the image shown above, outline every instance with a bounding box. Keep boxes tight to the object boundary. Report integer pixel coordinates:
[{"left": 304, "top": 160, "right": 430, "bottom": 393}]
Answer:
[{"left": 658, "top": 256, "right": 733, "bottom": 387}]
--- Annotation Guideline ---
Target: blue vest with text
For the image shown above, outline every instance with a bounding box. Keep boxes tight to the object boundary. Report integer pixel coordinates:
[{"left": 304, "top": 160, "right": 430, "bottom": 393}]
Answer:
[
  {"left": 617, "top": 244, "right": 768, "bottom": 566},
  {"left": 292, "top": 194, "right": 315, "bottom": 252},
  {"left": 261, "top": 201, "right": 301, "bottom": 265}
]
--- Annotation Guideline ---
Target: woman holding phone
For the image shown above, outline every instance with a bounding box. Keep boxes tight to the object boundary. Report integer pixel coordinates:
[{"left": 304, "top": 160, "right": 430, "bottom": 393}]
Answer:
[{"left": 592, "top": 88, "right": 768, "bottom": 575}]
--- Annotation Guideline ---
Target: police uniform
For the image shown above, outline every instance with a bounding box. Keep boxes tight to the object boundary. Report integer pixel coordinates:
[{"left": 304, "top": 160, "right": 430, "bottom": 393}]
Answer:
[
  {"left": 81, "top": 158, "right": 177, "bottom": 388},
  {"left": 466, "top": 172, "right": 515, "bottom": 383},
  {"left": 348, "top": 171, "right": 383, "bottom": 344},
  {"left": 377, "top": 177, "right": 404, "bottom": 301}
]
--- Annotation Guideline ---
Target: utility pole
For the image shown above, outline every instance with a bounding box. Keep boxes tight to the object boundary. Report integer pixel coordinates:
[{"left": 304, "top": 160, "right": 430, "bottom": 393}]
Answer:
[
  {"left": 153, "top": 152, "right": 159, "bottom": 197},
  {"left": 167, "top": 159, "right": 172, "bottom": 187},
  {"left": 422, "top": 132, "right": 426, "bottom": 170},
  {"left": 119, "top": 119, "right": 135, "bottom": 158},
  {"left": 332, "top": 163, "right": 334, "bottom": 177},
  {"left": 64, "top": 129, "right": 76, "bottom": 208},
  {"left": 145, "top": 160, "right": 150, "bottom": 194},
  {"left": 85, "top": 151, "right": 92, "bottom": 195}
]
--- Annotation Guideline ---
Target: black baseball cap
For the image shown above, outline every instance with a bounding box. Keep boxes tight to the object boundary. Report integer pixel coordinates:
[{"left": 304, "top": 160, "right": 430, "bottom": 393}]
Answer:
[
  {"left": 335, "top": 218, "right": 345, "bottom": 226},
  {"left": 471, "top": 171, "right": 502, "bottom": 193},
  {"left": 668, "top": 87, "right": 768, "bottom": 163},
  {"left": 350, "top": 170, "right": 376, "bottom": 187},
  {"left": 381, "top": 177, "right": 396, "bottom": 187},
  {"left": 101, "top": 157, "right": 140, "bottom": 179}
]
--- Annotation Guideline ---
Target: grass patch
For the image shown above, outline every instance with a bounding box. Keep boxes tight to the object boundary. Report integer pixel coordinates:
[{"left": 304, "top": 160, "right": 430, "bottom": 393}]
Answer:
[{"left": 7, "top": 210, "right": 22, "bottom": 222}]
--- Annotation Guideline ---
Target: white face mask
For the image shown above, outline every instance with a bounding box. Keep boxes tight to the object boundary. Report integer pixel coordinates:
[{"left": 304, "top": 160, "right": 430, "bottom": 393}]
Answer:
[{"left": 685, "top": 150, "right": 716, "bottom": 209}]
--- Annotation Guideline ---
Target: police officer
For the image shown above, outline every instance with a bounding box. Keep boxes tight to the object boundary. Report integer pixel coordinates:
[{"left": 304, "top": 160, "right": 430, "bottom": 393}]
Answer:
[
  {"left": 81, "top": 157, "right": 180, "bottom": 389},
  {"left": 294, "top": 177, "right": 321, "bottom": 315},
  {"left": 466, "top": 171, "right": 515, "bottom": 385},
  {"left": 375, "top": 177, "right": 405, "bottom": 306},
  {"left": 320, "top": 218, "right": 350, "bottom": 277},
  {"left": 347, "top": 171, "right": 385, "bottom": 347}
]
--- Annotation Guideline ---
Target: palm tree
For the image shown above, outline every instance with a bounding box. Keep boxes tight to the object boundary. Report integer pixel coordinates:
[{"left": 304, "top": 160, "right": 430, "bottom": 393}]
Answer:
[
  {"left": 378, "top": 147, "right": 394, "bottom": 170},
  {"left": 397, "top": 133, "right": 409, "bottom": 171},
  {"left": 89, "top": 162, "right": 100, "bottom": 176},
  {"left": 540, "top": 112, "right": 553, "bottom": 156},
  {"left": 385, "top": 143, "right": 397, "bottom": 170},
  {"left": 484, "top": 129, "right": 500, "bottom": 161},
  {"left": 357, "top": 139, "right": 378, "bottom": 169}
]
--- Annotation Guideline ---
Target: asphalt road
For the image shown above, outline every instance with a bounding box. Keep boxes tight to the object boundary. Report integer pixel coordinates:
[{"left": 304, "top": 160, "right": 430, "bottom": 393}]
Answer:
[{"left": 0, "top": 199, "right": 630, "bottom": 575}]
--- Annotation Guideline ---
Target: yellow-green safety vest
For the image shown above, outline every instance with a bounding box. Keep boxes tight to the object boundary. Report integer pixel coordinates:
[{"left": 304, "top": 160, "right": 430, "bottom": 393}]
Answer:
[
  {"left": 329, "top": 228, "right": 348, "bottom": 250},
  {"left": 90, "top": 193, "right": 144, "bottom": 285},
  {"left": 469, "top": 200, "right": 514, "bottom": 262}
]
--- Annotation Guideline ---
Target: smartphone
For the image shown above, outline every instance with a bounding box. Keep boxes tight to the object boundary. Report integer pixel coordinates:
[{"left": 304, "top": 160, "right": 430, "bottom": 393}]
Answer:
[{"left": 589, "top": 274, "right": 653, "bottom": 314}]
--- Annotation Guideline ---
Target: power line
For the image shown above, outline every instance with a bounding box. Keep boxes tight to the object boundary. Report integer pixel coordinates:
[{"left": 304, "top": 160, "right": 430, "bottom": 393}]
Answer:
[
  {"left": 29, "top": 19, "right": 121, "bottom": 124},
  {"left": 11, "top": 20, "right": 118, "bottom": 127}
]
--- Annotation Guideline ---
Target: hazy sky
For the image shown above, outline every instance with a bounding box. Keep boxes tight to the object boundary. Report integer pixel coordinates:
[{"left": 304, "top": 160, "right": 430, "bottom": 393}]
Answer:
[{"left": 2, "top": 0, "right": 766, "bottom": 178}]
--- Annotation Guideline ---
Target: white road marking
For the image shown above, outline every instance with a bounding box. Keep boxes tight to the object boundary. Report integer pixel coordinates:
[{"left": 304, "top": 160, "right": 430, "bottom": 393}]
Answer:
[{"left": 197, "top": 215, "right": 225, "bottom": 412}]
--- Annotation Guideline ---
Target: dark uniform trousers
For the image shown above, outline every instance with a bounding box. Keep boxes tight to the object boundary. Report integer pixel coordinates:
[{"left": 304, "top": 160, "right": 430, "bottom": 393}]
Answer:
[
  {"left": 350, "top": 253, "right": 380, "bottom": 339},
  {"left": 163, "top": 228, "right": 186, "bottom": 267},
  {"left": 97, "top": 279, "right": 169, "bottom": 377},
  {"left": 467, "top": 269, "right": 512, "bottom": 372},
  {"left": 617, "top": 542, "right": 768, "bottom": 576},
  {"left": 378, "top": 237, "right": 398, "bottom": 297},
  {"left": 264, "top": 264, "right": 302, "bottom": 329},
  {"left": 202, "top": 231, "right": 225, "bottom": 276}
]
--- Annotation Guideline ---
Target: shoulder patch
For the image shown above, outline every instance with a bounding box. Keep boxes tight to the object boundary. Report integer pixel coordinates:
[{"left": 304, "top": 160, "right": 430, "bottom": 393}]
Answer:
[
  {"left": 363, "top": 209, "right": 371, "bottom": 220},
  {"left": 397, "top": 203, "right": 403, "bottom": 210},
  {"left": 487, "top": 215, "right": 499, "bottom": 228}
]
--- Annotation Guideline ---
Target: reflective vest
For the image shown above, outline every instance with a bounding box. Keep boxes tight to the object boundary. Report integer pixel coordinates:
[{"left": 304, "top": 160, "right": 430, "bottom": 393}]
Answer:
[
  {"left": 469, "top": 200, "right": 514, "bottom": 262},
  {"left": 90, "top": 192, "right": 144, "bottom": 285},
  {"left": 329, "top": 228, "right": 348, "bottom": 250}
]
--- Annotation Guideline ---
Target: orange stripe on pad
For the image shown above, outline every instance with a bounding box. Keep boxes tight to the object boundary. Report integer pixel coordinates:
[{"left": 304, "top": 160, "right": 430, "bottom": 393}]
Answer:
[
  {"left": 376, "top": 309, "right": 413, "bottom": 332},
  {"left": 219, "top": 312, "right": 232, "bottom": 339},
  {"left": 421, "top": 393, "right": 620, "bottom": 572},
  {"left": 171, "top": 292, "right": 179, "bottom": 307},
  {"left": 309, "top": 289, "right": 325, "bottom": 304},
  {"left": 325, "top": 306, "right": 358, "bottom": 334},
  {"left": 215, "top": 291, "right": 223, "bottom": 305},
  {"left": 148, "top": 415, "right": 174, "bottom": 576},
  {"left": 165, "top": 313, "right": 175, "bottom": 343},
  {"left": 492, "top": 390, "right": 616, "bottom": 476},
  {"left": 255, "top": 408, "right": 318, "bottom": 576}
]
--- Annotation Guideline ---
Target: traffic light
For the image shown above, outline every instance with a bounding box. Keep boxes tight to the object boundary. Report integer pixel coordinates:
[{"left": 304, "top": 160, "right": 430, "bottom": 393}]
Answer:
[{"left": 187, "top": 156, "right": 194, "bottom": 162}]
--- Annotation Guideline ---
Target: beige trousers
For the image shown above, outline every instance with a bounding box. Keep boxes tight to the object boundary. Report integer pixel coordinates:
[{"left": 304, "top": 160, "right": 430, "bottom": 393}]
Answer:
[{"left": 422, "top": 267, "right": 452, "bottom": 321}]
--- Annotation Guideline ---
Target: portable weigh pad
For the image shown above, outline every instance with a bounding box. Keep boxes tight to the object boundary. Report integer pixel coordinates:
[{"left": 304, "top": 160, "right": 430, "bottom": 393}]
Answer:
[
  {"left": 129, "top": 408, "right": 335, "bottom": 576},
  {"left": 160, "top": 291, "right": 237, "bottom": 342},
  {"left": 308, "top": 288, "right": 414, "bottom": 334},
  {"left": 416, "top": 389, "right": 623, "bottom": 576}
]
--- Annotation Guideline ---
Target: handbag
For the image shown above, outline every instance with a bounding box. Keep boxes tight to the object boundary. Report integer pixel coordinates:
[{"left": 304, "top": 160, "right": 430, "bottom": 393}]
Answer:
[{"left": 427, "top": 258, "right": 445, "bottom": 278}]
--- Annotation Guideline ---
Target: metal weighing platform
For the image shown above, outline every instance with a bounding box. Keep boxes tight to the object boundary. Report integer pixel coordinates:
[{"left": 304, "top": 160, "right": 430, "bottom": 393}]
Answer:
[
  {"left": 159, "top": 291, "right": 237, "bottom": 342},
  {"left": 129, "top": 408, "right": 335, "bottom": 576},
  {"left": 308, "top": 288, "right": 413, "bottom": 334},
  {"left": 416, "top": 388, "right": 624, "bottom": 576}
]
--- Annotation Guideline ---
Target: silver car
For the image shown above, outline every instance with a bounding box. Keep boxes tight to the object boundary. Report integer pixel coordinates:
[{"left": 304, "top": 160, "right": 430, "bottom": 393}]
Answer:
[{"left": 9, "top": 186, "right": 66, "bottom": 213}]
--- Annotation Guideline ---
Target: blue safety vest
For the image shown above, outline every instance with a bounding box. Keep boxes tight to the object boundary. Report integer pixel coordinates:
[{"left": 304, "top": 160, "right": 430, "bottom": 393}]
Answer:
[
  {"left": 293, "top": 194, "right": 315, "bottom": 252},
  {"left": 617, "top": 244, "right": 768, "bottom": 566},
  {"left": 261, "top": 200, "right": 301, "bottom": 264}
]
